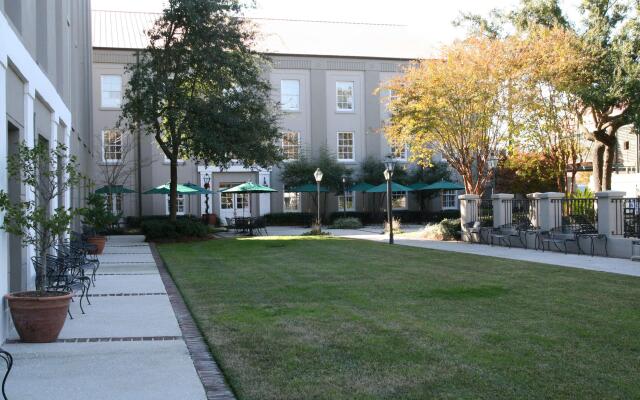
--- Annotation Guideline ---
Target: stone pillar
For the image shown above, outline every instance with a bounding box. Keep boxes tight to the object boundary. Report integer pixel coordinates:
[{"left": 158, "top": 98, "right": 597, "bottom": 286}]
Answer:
[
  {"left": 24, "top": 84, "right": 36, "bottom": 290},
  {"left": 459, "top": 194, "right": 480, "bottom": 242},
  {"left": 527, "top": 192, "right": 542, "bottom": 228},
  {"left": 536, "top": 192, "right": 565, "bottom": 231},
  {"left": 595, "top": 191, "right": 626, "bottom": 236},
  {"left": 491, "top": 193, "right": 514, "bottom": 228},
  {"left": 0, "top": 55, "right": 8, "bottom": 321}
]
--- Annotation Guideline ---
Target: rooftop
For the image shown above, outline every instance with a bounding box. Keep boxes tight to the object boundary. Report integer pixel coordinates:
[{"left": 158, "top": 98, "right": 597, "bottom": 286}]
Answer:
[{"left": 91, "top": 10, "right": 430, "bottom": 59}]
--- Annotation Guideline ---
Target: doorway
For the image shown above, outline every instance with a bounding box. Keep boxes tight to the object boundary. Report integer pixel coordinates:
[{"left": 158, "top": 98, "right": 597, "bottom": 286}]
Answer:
[{"left": 219, "top": 182, "right": 250, "bottom": 224}]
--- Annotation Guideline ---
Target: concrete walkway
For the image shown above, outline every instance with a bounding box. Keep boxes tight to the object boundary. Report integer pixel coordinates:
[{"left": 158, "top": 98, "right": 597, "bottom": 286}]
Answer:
[
  {"left": 4, "top": 235, "right": 209, "bottom": 400},
  {"left": 264, "top": 226, "right": 640, "bottom": 277}
]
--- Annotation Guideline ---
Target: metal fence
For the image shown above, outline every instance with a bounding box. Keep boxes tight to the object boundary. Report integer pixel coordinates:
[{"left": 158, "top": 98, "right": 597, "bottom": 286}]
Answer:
[
  {"left": 501, "top": 198, "right": 539, "bottom": 227},
  {"left": 479, "top": 199, "right": 493, "bottom": 227},
  {"left": 611, "top": 197, "right": 640, "bottom": 238},
  {"left": 551, "top": 198, "right": 598, "bottom": 232}
]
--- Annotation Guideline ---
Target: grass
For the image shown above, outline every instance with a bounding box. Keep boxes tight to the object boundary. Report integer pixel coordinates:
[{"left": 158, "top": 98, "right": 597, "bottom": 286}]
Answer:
[{"left": 158, "top": 236, "right": 640, "bottom": 399}]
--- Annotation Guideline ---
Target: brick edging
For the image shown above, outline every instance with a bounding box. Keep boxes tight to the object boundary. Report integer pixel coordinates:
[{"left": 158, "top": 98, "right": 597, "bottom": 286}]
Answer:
[{"left": 150, "top": 242, "right": 236, "bottom": 400}]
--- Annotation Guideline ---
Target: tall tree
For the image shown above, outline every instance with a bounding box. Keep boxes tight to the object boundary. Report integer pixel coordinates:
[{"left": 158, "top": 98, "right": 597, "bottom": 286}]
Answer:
[
  {"left": 382, "top": 36, "right": 515, "bottom": 195},
  {"left": 120, "top": 0, "right": 281, "bottom": 221}
]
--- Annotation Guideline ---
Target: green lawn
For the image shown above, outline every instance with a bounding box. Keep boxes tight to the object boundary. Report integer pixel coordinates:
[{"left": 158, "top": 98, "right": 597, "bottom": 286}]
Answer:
[{"left": 158, "top": 236, "right": 640, "bottom": 400}]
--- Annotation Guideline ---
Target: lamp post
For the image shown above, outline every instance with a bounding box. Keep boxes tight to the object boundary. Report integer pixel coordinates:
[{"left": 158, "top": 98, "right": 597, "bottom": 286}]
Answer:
[
  {"left": 384, "top": 158, "right": 396, "bottom": 244},
  {"left": 341, "top": 174, "right": 347, "bottom": 217},
  {"left": 488, "top": 156, "right": 499, "bottom": 194},
  {"left": 203, "top": 172, "right": 211, "bottom": 225},
  {"left": 314, "top": 168, "right": 323, "bottom": 232}
]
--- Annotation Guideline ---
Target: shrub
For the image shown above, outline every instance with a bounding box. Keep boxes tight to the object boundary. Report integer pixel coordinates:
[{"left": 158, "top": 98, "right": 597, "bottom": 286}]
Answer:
[
  {"left": 421, "top": 218, "right": 461, "bottom": 241},
  {"left": 331, "top": 217, "right": 363, "bottom": 229},
  {"left": 141, "top": 217, "right": 207, "bottom": 240},
  {"left": 383, "top": 217, "right": 403, "bottom": 234},
  {"left": 264, "top": 212, "right": 315, "bottom": 226},
  {"left": 301, "top": 228, "right": 331, "bottom": 236}
]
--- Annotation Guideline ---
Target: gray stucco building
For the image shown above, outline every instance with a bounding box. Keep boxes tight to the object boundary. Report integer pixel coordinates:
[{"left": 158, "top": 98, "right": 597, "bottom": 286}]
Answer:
[{"left": 90, "top": 10, "right": 458, "bottom": 223}]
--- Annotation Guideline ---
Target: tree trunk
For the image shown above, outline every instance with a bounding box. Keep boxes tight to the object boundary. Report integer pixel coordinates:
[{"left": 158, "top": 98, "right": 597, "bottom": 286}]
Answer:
[
  {"left": 603, "top": 143, "right": 616, "bottom": 191},
  {"left": 169, "top": 159, "right": 178, "bottom": 222},
  {"left": 591, "top": 142, "right": 605, "bottom": 192}
]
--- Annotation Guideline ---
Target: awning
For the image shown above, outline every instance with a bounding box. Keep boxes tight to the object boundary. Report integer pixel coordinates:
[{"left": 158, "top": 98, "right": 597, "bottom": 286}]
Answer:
[
  {"left": 183, "top": 182, "right": 213, "bottom": 194},
  {"left": 408, "top": 182, "right": 431, "bottom": 191},
  {"left": 366, "top": 182, "right": 414, "bottom": 193},
  {"left": 424, "top": 180, "right": 465, "bottom": 190},
  {"left": 287, "top": 183, "right": 330, "bottom": 193},
  {"left": 94, "top": 185, "right": 136, "bottom": 194}
]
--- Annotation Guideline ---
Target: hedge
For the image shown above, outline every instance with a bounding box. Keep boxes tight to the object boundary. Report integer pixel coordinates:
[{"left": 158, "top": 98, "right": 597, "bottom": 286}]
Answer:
[
  {"left": 140, "top": 217, "right": 208, "bottom": 240},
  {"left": 328, "top": 210, "right": 460, "bottom": 225},
  {"left": 263, "top": 212, "right": 315, "bottom": 226}
]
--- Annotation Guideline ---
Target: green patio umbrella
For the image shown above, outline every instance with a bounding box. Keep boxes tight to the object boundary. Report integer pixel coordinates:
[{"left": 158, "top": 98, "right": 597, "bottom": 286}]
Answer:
[
  {"left": 143, "top": 183, "right": 200, "bottom": 195},
  {"left": 350, "top": 182, "right": 375, "bottom": 192},
  {"left": 408, "top": 182, "right": 432, "bottom": 191},
  {"left": 365, "top": 182, "right": 415, "bottom": 193},
  {"left": 95, "top": 185, "right": 136, "bottom": 194},
  {"left": 220, "top": 181, "right": 277, "bottom": 194},
  {"left": 424, "top": 180, "right": 465, "bottom": 190},
  {"left": 183, "top": 182, "right": 213, "bottom": 195},
  {"left": 220, "top": 181, "right": 277, "bottom": 218},
  {"left": 287, "top": 183, "right": 330, "bottom": 193}
]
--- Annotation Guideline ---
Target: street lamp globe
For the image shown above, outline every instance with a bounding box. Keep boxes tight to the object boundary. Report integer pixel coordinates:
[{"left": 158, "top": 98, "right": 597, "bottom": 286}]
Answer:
[
  {"left": 384, "top": 157, "right": 396, "bottom": 175},
  {"left": 314, "top": 168, "right": 323, "bottom": 182}
]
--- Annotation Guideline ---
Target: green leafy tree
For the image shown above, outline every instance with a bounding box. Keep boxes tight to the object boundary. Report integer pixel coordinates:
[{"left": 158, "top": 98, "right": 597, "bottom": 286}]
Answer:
[
  {"left": 0, "top": 142, "right": 84, "bottom": 292},
  {"left": 496, "top": 152, "right": 559, "bottom": 195},
  {"left": 280, "top": 149, "right": 352, "bottom": 192},
  {"left": 120, "top": 0, "right": 281, "bottom": 221},
  {"left": 80, "top": 194, "right": 119, "bottom": 235}
]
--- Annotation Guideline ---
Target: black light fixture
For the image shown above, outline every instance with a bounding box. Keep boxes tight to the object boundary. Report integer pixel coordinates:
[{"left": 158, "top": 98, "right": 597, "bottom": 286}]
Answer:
[
  {"left": 203, "top": 160, "right": 211, "bottom": 225},
  {"left": 384, "top": 157, "right": 396, "bottom": 244},
  {"left": 314, "top": 168, "right": 323, "bottom": 232},
  {"left": 341, "top": 174, "right": 347, "bottom": 217},
  {"left": 488, "top": 155, "right": 499, "bottom": 194}
]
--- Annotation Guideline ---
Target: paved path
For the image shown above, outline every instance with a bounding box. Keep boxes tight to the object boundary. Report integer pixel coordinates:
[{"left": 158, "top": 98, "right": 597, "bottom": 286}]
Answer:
[
  {"left": 264, "top": 226, "right": 640, "bottom": 277},
  {"left": 4, "top": 235, "right": 230, "bottom": 400}
]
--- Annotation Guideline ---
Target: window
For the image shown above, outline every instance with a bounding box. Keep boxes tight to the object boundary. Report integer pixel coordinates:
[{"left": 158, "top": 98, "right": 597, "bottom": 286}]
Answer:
[
  {"left": 166, "top": 194, "right": 185, "bottom": 215},
  {"left": 391, "top": 144, "right": 408, "bottom": 160},
  {"left": 336, "top": 81, "right": 354, "bottom": 111},
  {"left": 281, "top": 80, "right": 300, "bottom": 111},
  {"left": 624, "top": 141, "right": 630, "bottom": 150},
  {"left": 441, "top": 190, "right": 457, "bottom": 209},
  {"left": 282, "top": 131, "right": 300, "bottom": 160},
  {"left": 283, "top": 192, "right": 301, "bottom": 212},
  {"left": 102, "top": 130, "right": 123, "bottom": 163},
  {"left": 101, "top": 75, "right": 122, "bottom": 108},
  {"left": 220, "top": 183, "right": 248, "bottom": 210},
  {"left": 338, "top": 191, "right": 355, "bottom": 211},
  {"left": 337, "top": 131, "right": 354, "bottom": 161},
  {"left": 391, "top": 192, "right": 407, "bottom": 209},
  {"left": 106, "top": 193, "right": 123, "bottom": 214}
]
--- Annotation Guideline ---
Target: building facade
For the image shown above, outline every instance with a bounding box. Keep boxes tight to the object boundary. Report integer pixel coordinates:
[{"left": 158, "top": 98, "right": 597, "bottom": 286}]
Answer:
[
  {"left": 0, "top": 0, "right": 93, "bottom": 341},
  {"left": 90, "top": 10, "right": 459, "bottom": 224}
]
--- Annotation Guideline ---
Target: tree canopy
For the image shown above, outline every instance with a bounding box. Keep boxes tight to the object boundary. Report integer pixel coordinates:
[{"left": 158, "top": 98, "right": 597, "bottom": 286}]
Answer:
[{"left": 120, "top": 0, "right": 281, "bottom": 220}]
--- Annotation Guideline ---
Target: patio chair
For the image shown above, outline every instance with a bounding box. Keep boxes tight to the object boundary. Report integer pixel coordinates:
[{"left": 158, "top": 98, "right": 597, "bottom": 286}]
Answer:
[
  {"left": 253, "top": 217, "right": 268, "bottom": 236},
  {"left": 0, "top": 347, "right": 12, "bottom": 400},
  {"left": 226, "top": 218, "right": 239, "bottom": 233},
  {"left": 57, "top": 242, "right": 100, "bottom": 286},
  {"left": 460, "top": 221, "right": 482, "bottom": 243},
  {"left": 490, "top": 224, "right": 526, "bottom": 248},
  {"left": 36, "top": 255, "right": 90, "bottom": 318},
  {"left": 575, "top": 224, "right": 608, "bottom": 257},
  {"left": 540, "top": 227, "right": 578, "bottom": 254}
]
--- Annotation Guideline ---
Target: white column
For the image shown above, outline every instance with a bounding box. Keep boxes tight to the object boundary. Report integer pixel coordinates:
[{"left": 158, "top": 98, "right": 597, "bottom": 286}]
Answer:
[
  {"left": 491, "top": 193, "right": 514, "bottom": 228},
  {"left": 537, "top": 192, "right": 565, "bottom": 231},
  {"left": 24, "top": 84, "right": 36, "bottom": 290},
  {"left": 527, "top": 192, "right": 542, "bottom": 228},
  {"left": 63, "top": 124, "right": 71, "bottom": 214},
  {"left": 595, "top": 190, "right": 626, "bottom": 236},
  {"left": 0, "top": 56, "right": 9, "bottom": 308},
  {"left": 258, "top": 170, "right": 271, "bottom": 216}
]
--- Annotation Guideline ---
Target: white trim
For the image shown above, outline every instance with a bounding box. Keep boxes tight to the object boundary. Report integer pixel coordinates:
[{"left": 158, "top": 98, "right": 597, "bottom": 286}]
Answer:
[
  {"left": 101, "top": 129, "right": 123, "bottom": 164},
  {"left": 281, "top": 130, "right": 301, "bottom": 161},
  {"left": 100, "top": 74, "right": 122, "bottom": 109},
  {"left": 336, "top": 80, "right": 355, "bottom": 112},
  {"left": 441, "top": 189, "right": 458, "bottom": 210},
  {"left": 283, "top": 191, "right": 301, "bottom": 213},
  {"left": 337, "top": 191, "right": 356, "bottom": 212},
  {"left": 165, "top": 193, "right": 185, "bottom": 216},
  {"left": 391, "top": 191, "right": 408, "bottom": 210},
  {"left": 280, "top": 79, "right": 300, "bottom": 112}
]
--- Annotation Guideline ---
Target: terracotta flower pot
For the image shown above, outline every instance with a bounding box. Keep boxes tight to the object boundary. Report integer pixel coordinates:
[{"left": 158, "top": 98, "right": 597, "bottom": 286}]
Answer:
[
  {"left": 6, "top": 291, "right": 72, "bottom": 343},
  {"left": 86, "top": 235, "right": 106, "bottom": 254}
]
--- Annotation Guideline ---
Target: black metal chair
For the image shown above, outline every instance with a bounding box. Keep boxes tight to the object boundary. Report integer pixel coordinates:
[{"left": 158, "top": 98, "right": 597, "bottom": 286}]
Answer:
[
  {"left": 36, "top": 255, "right": 91, "bottom": 319},
  {"left": 57, "top": 241, "right": 100, "bottom": 286},
  {"left": 0, "top": 348, "right": 12, "bottom": 400},
  {"left": 253, "top": 217, "right": 268, "bottom": 236},
  {"left": 540, "top": 227, "right": 578, "bottom": 254}
]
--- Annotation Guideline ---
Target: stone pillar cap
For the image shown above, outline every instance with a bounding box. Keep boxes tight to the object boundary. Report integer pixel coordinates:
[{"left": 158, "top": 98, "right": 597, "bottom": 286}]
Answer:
[
  {"left": 527, "top": 192, "right": 543, "bottom": 199},
  {"left": 458, "top": 194, "right": 480, "bottom": 200},
  {"left": 595, "top": 190, "right": 626, "bottom": 198},
  {"left": 537, "top": 192, "right": 565, "bottom": 199},
  {"left": 491, "top": 193, "right": 515, "bottom": 200}
]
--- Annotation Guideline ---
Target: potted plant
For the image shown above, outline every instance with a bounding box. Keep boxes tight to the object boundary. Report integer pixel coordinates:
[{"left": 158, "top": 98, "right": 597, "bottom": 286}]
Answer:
[
  {"left": 0, "top": 142, "right": 84, "bottom": 343},
  {"left": 79, "top": 193, "right": 117, "bottom": 254}
]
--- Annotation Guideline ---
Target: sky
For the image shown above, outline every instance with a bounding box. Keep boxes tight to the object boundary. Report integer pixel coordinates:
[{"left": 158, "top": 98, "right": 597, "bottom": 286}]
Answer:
[{"left": 91, "top": 0, "right": 582, "bottom": 49}]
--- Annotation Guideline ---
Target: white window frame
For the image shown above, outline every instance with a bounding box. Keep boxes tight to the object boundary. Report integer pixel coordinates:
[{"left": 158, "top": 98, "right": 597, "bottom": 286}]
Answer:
[
  {"left": 283, "top": 192, "right": 301, "bottom": 213},
  {"left": 281, "top": 131, "right": 301, "bottom": 161},
  {"left": 391, "top": 191, "right": 408, "bottom": 210},
  {"left": 100, "top": 75, "right": 122, "bottom": 108},
  {"left": 166, "top": 194, "right": 185, "bottom": 215},
  {"left": 106, "top": 193, "right": 123, "bottom": 215},
  {"left": 336, "top": 81, "right": 354, "bottom": 112},
  {"left": 441, "top": 190, "right": 458, "bottom": 210},
  {"left": 337, "top": 191, "right": 356, "bottom": 211},
  {"left": 101, "top": 129, "right": 123, "bottom": 164},
  {"left": 391, "top": 144, "right": 409, "bottom": 161},
  {"left": 337, "top": 131, "right": 355, "bottom": 162},
  {"left": 280, "top": 79, "right": 300, "bottom": 111}
]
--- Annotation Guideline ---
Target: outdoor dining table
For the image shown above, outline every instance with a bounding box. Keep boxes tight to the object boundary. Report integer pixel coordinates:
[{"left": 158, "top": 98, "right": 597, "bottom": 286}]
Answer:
[{"left": 235, "top": 217, "right": 258, "bottom": 236}]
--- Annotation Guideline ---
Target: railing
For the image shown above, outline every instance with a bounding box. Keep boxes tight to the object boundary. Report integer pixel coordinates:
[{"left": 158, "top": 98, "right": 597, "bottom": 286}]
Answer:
[
  {"left": 479, "top": 199, "right": 493, "bottom": 227},
  {"left": 551, "top": 198, "right": 598, "bottom": 232},
  {"left": 611, "top": 197, "right": 640, "bottom": 238},
  {"left": 502, "top": 198, "right": 539, "bottom": 227}
]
